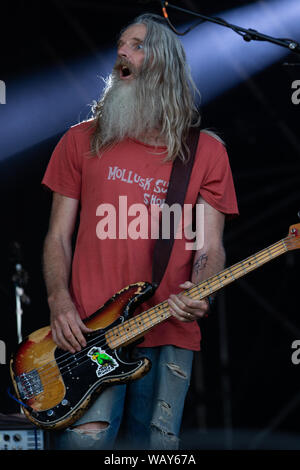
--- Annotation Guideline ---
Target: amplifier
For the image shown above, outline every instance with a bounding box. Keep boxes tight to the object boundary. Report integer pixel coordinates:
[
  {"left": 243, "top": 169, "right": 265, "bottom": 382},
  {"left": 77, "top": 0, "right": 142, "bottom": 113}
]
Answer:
[
  {"left": 0, "top": 413, "right": 50, "bottom": 450},
  {"left": 0, "top": 428, "right": 44, "bottom": 450}
]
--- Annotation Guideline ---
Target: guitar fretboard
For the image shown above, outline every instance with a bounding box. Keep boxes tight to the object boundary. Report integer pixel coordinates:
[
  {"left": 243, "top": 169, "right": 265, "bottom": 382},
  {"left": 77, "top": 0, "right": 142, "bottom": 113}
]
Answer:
[{"left": 105, "top": 238, "right": 288, "bottom": 349}]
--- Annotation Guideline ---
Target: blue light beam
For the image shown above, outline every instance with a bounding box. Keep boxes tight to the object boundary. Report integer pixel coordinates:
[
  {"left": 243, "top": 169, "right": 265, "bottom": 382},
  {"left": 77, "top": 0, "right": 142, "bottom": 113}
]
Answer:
[
  {"left": 0, "top": 52, "right": 115, "bottom": 162},
  {"left": 182, "top": 0, "right": 300, "bottom": 104},
  {"left": 0, "top": 0, "right": 299, "bottom": 162}
]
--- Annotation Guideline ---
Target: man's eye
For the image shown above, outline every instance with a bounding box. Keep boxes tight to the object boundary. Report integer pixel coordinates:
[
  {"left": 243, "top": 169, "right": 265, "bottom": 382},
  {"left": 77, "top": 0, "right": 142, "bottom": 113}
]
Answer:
[{"left": 136, "top": 43, "right": 143, "bottom": 50}]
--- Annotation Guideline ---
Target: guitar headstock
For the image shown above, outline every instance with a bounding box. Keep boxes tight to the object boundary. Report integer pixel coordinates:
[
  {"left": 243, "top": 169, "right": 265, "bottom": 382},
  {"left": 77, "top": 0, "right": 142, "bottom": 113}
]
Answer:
[{"left": 285, "top": 223, "right": 300, "bottom": 251}]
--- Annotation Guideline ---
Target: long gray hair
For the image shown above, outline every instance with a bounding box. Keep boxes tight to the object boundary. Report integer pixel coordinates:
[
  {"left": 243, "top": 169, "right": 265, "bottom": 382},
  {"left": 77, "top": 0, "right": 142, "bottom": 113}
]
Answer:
[{"left": 90, "top": 13, "right": 201, "bottom": 162}]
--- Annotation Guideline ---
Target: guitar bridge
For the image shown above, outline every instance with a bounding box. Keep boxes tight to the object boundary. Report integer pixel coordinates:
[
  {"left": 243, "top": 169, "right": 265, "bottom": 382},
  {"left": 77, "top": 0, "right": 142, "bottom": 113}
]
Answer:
[{"left": 16, "top": 369, "right": 43, "bottom": 400}]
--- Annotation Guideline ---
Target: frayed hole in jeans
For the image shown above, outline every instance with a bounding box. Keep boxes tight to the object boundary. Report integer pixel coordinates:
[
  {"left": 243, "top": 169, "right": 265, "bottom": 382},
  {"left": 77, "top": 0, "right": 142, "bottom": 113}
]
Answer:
[
  {"left": 166, "top": 363, "right": 188, "bottom": 379},
  {"left": 150, "top": 422, "right": 179, "bottom": 444},
  {"left": 71, "top": 421, "right": 109, "bottom": 436},
  {"left": 158, "top": 400, "right": 172, "bottom": 417}
]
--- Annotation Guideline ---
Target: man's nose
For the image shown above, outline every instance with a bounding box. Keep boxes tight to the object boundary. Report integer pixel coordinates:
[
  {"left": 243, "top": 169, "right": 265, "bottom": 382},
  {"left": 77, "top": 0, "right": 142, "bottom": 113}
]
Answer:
[{"left": 118, "top": 43, "right": 131, "bottom": 59}]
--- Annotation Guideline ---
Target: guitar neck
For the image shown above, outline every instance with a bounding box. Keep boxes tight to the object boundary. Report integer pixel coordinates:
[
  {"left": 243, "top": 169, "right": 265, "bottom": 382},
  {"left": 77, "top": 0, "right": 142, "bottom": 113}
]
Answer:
[{"left": 106, "top": 237, "right": 288, "bottom": 349}]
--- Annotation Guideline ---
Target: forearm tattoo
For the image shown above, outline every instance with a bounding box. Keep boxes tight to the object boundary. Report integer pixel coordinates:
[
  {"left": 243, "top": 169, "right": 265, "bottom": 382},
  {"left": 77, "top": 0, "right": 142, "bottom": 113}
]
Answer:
[{"left": 193, "top": 253, "right": 208, "bottom": 275}]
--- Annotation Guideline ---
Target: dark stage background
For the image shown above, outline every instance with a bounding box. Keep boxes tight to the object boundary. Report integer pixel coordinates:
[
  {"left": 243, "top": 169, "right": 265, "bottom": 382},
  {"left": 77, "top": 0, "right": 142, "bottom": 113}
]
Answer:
[{"left": 0, "top": 0, "right": 300, "bottom": 450}]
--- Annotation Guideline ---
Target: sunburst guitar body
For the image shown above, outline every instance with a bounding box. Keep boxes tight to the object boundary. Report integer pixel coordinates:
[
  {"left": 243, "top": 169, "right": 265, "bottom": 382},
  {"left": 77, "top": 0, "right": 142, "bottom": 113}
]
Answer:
[{"left": 10, "top": 282, "right": 155, "bottom": 430}]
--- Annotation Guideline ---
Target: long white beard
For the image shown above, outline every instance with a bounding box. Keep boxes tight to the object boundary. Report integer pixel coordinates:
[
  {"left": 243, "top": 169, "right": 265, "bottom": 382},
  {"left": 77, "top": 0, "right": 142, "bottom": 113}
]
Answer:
[{"left": 98, "top": 70, "right": 162, "bottom": 145}]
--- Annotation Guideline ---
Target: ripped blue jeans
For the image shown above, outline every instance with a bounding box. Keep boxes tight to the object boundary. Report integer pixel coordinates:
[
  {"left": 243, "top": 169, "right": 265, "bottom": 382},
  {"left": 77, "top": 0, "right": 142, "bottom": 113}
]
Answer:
[{"left": 54, "top": 345, "right": 194, "bottom": 450}]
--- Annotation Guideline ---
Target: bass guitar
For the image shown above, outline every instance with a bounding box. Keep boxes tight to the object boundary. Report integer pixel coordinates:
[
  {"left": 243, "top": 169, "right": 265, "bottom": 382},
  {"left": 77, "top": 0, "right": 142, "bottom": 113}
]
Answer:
[{"left": 10, "top": 222, "right": 300, "bottom": 430}]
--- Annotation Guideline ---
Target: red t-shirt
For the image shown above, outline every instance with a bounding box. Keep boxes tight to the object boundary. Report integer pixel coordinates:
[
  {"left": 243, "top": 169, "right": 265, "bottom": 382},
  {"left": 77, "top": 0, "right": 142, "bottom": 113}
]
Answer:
[{"left": 42, "top": 120, "right": 238, "bottom": 351}]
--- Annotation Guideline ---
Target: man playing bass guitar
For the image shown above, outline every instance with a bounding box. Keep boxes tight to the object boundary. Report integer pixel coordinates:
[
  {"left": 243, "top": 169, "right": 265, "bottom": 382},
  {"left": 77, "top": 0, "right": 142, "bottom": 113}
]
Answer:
[{"left": 42, "top": 14, "right": 239, "bottom": 449}]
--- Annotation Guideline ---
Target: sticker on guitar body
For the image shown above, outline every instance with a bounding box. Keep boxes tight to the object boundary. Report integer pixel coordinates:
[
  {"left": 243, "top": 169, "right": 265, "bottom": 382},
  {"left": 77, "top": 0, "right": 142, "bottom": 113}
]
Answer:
[{"left": 87, "top": 347, "right": 119, "bottom": 378}]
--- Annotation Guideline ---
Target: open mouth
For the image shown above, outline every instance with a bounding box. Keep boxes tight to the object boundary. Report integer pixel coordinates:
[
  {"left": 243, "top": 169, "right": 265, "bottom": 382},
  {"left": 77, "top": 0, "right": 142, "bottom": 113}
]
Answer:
[
  {"left": 113, "top": 58, "right": 136, "bottom": 81},
  {"left": 120, "top": 65, "right": 132, "bottom": 79}
]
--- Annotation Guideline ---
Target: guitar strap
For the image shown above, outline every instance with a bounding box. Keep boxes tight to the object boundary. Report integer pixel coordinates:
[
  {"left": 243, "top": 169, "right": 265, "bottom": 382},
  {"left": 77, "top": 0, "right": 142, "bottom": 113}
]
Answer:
[{"left": 152, "top": 126, "right": 201, "bottom": 287}]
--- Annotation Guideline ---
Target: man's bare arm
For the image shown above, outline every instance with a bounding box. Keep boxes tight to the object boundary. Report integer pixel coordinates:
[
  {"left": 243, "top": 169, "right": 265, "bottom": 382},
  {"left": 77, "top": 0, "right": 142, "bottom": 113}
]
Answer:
[
  {"left": 168, "top": 195, "right": 225, "bottom": 322},
  {"left": 191, "top": 195, "right": 225, "bottom": 286},
  {"left": 43, "top": 192, "right": 91, "bottom": 353}
]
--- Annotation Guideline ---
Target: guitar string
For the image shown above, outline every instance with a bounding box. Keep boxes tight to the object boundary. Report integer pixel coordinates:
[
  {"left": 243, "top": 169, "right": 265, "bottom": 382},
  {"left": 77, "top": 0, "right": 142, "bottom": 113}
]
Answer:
[
  {"left": 22, "top": 303, "right": 171, "bottom": 392},
  {"left": 19, "top": 239, "right": 287, "bottom": 397},
  {"left": 19, "top": 239, "right": 286, "bottom": 393},
  {"left": 21, "top": 299, "right": 168, "bottom": 378}
]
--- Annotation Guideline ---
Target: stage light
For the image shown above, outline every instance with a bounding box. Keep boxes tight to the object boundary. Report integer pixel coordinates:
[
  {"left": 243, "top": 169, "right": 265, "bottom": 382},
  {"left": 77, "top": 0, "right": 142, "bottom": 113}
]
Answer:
[{"left": 0, "top": 0, "right": 299, "bottom": 162}]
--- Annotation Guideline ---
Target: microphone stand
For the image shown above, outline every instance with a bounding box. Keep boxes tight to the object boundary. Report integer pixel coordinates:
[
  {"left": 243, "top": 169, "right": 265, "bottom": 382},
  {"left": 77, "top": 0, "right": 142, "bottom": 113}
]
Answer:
[
  {"left": 161, "top": 1, "right": 300, "bottom": 56},
  {"left": 12, "top": 264, "right": 30, "bottom": 345},
  {"left": 12, "top": 262, "right": 30, "bottom": 415},
  {"left": 10, "top": 242, "right": 31, "bottom": 345}
]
